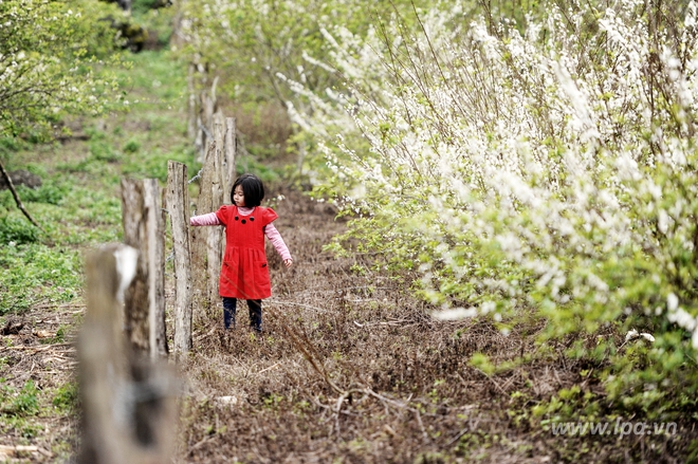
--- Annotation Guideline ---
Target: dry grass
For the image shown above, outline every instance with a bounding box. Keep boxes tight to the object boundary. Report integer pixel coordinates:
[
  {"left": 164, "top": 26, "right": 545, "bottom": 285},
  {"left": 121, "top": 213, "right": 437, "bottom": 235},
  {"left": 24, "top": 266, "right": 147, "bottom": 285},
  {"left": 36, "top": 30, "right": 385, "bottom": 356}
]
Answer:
[{"left": 169, "top": 188, "right": 694, "bottom": 463}]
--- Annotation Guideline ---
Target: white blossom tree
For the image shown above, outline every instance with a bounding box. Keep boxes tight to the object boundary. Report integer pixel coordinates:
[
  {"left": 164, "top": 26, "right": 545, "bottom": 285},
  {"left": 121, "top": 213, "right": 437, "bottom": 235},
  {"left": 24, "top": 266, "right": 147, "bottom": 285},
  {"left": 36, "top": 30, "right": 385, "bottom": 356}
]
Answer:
[{"left": 284, "top": 0, "right": 698, "bottom": 417}]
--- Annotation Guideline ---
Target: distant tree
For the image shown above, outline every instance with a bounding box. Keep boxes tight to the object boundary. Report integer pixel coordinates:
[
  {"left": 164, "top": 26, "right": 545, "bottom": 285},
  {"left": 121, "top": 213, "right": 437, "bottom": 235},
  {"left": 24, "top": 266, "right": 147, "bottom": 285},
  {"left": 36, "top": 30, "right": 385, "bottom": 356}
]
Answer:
[
  {"left": 0, "top": 0, "right": 128, "bottom": 228},
  {"left": 0, "top": 0, "right": 127, "bottom": 142},
  {"left": 173, "top": 0, "right": 450, "bottom": 176},
  {"left": 99, "top": 0, "right": 131, "bottom": 11},
  {"left": 99, "top": 0, "right": 172, "bottom": 12}
]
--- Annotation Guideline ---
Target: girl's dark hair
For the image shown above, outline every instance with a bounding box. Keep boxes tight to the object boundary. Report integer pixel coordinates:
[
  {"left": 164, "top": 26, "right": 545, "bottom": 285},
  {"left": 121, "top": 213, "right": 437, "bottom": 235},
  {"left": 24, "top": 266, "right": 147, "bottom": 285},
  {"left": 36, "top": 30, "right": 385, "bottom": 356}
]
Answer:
[{"left": 232, "top": 173, "right": 265, "bottom": 207}]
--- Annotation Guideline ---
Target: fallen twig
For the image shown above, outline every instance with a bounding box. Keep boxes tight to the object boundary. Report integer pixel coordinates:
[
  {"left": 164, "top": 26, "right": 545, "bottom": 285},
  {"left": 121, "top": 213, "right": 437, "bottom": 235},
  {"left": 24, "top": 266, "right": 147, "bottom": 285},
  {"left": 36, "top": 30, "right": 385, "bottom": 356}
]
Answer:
[
  {"left": 0, "top": 342, "right": 74, "bottom": 353},
  {"left": 353, "top": 319, "right": 412, "bottom": 328},
  {"left": 32, "top": 303, "right": 86, "bottom": 311},
  {"left": 473, "top": 367, "right": 508, "bottom": 395},
  {"left": 257, "top": 362, "right": 281, "bottom": 375},
  {"left": 268, "top": 299, "right": 329, "bottom": 314},
  {"left": 188, "top": 433, "right": 218, "bottom": 455},
  {"left": 265, "top": 306, "right": 344, "bottom": 394},
  {"left": 0, "top": 160, "right": 46, "bottom": 233},
  {"left": 0, "top": 444, "right": 52, "bottom": 458},
  {"left": 415, "top": 408, "right": 428, "bottom": 440}
]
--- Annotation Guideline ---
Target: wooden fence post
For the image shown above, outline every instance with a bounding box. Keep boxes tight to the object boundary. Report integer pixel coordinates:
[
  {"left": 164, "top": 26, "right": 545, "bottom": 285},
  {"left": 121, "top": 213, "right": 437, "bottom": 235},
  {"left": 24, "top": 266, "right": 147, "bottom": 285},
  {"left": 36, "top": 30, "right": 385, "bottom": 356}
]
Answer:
[
  {"left": 224, "top": 116, "right": 237, "bottom": 199},
  {"left": 205, "top": 112, "right": 225, "bottom": 302},
  {"left": 143, "top": 179, "right": 168, "bottom": 359},
  {"left": 78, "top": 245, "right": 178, "bottom": 464},
  {"left": 121, "top": 178, "right": 168, "bottom": 359},
  {"left": 190, "top": 142, "right": 214, "bottom": 311},
  {"left": 120, "top": 179, "right": 150, "bottom": 354},
  {"left": 191, "top": 112, "right": 226, "bottom": 307},
  {"left": 166, "top": 161, "right": 193, "bottom": 354}
]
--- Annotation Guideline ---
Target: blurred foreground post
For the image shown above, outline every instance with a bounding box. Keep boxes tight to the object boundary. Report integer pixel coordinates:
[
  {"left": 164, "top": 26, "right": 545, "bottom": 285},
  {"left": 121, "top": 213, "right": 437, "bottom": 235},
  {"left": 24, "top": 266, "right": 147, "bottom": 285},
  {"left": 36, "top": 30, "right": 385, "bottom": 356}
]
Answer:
[
  {"left": 166, "top": 161, "right": 193, "bottom": 354},
  {"left": 78, "top": 246, "right": 178, "bottom": 464}
]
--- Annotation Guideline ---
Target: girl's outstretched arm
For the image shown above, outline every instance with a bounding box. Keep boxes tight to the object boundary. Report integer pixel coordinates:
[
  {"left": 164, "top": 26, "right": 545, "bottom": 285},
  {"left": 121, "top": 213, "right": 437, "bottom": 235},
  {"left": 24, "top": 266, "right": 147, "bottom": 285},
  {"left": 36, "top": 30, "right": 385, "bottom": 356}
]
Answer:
[
  {"left": 264, "top": 223, "right": 293, "bottom": 267},
  {"left": 190, "top": 212, "right": 221, "bottom": 226}
]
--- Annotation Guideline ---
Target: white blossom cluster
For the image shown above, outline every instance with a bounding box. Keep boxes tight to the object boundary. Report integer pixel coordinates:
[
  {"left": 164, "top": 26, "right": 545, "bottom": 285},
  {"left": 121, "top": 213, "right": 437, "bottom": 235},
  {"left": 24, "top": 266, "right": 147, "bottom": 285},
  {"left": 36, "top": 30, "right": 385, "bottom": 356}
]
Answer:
[{"left": 283, "top": 1, "right": 698, "bottom": 345}]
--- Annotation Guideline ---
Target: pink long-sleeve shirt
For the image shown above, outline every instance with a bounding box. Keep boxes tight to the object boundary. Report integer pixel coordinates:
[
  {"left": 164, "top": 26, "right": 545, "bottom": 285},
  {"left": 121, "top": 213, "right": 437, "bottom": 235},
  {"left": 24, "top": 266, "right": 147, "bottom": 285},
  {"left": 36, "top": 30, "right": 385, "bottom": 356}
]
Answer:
[{"left": 190, "top": 207, "right": 292, "bottom": 261}]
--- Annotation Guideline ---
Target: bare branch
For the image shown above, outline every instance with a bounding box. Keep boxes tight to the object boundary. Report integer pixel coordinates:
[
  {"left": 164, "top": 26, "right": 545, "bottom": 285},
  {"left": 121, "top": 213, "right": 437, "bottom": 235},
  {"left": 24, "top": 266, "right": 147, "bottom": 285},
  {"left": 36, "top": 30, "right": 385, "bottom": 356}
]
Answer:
[{"left": 0, "top": 159, "right": 45, "bottom": 233}]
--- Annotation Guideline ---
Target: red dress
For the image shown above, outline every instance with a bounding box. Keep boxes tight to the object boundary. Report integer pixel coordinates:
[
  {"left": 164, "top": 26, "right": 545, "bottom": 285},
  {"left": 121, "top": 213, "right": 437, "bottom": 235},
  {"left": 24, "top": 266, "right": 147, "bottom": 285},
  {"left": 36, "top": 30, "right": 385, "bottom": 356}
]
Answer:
[{"left": 215, "top": 205, "right": 278, "bottom": 299}]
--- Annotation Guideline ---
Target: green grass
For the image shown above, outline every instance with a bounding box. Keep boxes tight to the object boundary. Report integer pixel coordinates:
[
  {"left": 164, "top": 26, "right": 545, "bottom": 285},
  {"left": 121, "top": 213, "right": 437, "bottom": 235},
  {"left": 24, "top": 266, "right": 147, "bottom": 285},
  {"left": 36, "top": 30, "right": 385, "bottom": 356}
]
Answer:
[
  {"left": 0, "top": 243, "right": 82, "bottom": 314},
  {"left": 0, "top": 35, "right": 327, "bottom": 449},
  {"left": 0, "top": 6, "right": 212, "bottom": 456},
  {"left": 0, "top": 46, "right": 195, "bottom": 315},
  {"left": 0, "top": 379, "right": 43, "bottom": 439},
  {"left": 51, "top": 381, "right": 78, "bottom": 413}
]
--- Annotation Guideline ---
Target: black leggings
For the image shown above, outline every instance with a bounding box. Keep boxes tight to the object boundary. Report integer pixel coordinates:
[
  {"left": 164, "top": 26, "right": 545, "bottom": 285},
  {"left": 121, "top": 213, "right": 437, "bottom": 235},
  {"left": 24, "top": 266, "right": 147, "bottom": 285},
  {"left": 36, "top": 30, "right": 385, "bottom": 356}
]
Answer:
[{"left": 222, "top": 298, "right": 262, "bottom": 332}]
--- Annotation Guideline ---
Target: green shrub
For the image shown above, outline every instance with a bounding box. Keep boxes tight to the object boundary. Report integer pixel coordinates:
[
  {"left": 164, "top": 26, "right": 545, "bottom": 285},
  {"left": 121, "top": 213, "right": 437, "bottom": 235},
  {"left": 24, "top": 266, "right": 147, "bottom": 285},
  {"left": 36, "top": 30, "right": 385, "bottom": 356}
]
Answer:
[
  {"left": 52, "top": 381, "right": 78, "bottom": 413},
  {"left": 90, "top": 140, "right": 122, "bottom": 163},
  {"left": 1, "top": 380, "right": 40, "bottom": 417},
  {"left": 122, "top": 145, "right": 197, "bottom": 182},
  {"left": 16, "top": 182, "right": 66, "bottom": 205},
  {"left": 124, "top": 138, "right": 140, "bottom": 153},
  {"left": 0, "top": 216, "right": 40, "bottom": 245}
]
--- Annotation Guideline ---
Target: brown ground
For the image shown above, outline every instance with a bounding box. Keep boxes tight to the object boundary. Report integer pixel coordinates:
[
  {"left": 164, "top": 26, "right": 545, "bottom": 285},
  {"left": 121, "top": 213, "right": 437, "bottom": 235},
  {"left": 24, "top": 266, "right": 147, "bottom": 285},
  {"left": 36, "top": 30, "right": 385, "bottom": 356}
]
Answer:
[{"left": 0, "top": 187, "right": 693, "bottom": 463}]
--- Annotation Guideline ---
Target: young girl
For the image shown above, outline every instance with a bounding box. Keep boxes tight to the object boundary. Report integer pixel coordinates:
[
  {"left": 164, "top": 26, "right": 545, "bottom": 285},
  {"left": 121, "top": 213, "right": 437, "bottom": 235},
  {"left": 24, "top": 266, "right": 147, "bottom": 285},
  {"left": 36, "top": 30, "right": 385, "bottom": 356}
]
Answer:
[{"left": 190, "top": 173, "right": 293, "bottom": 332}]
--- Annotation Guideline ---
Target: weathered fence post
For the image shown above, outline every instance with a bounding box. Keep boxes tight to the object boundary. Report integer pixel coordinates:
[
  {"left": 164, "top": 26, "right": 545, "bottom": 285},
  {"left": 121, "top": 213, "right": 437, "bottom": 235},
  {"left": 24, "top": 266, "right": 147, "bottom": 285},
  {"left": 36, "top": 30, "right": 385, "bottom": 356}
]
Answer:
[
  {"left": 206, "top": 112, "right": 225, "bottom": 302},
  {"left": 191, "top": 114, "right": 226, "bottom": 308},
  {"left": 143, "top": 179, "right": 168, "bottom": 359},
  {"left": 166, "top": 161, "right": 193, "bottom": 354},
  {"left": 197, "top": 77, "right": 218, "bottom": 162},
  {"left": 224, "top": 116, "right": 237, "bottom": 199},
  {"left": 120, "top": 179, "right": 150, "bottom": 354},
  {"left": 120, "top": 178, "right": 168, "bottom": 359},
  {"left": 78, "top": 245, "right": 178, "bottom": 464},
  {"left": 190, "top": 142, "right": 214, "bottom": 312}
]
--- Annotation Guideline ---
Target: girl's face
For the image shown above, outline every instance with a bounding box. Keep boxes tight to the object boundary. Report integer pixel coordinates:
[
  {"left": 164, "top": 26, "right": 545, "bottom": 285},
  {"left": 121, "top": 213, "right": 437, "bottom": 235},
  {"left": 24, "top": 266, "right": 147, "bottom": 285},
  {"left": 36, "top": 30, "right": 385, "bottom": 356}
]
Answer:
[{"left": 233, "top": 185, "right": 246, "bottom": 207}]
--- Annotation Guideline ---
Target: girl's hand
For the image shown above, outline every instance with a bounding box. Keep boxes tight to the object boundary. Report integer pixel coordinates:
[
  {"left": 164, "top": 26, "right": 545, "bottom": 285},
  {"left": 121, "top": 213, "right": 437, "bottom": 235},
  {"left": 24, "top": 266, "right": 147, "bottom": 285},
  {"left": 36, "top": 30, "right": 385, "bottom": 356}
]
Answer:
[{"left": 283, "top": 259, "right": 293, "bottom": 268}]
